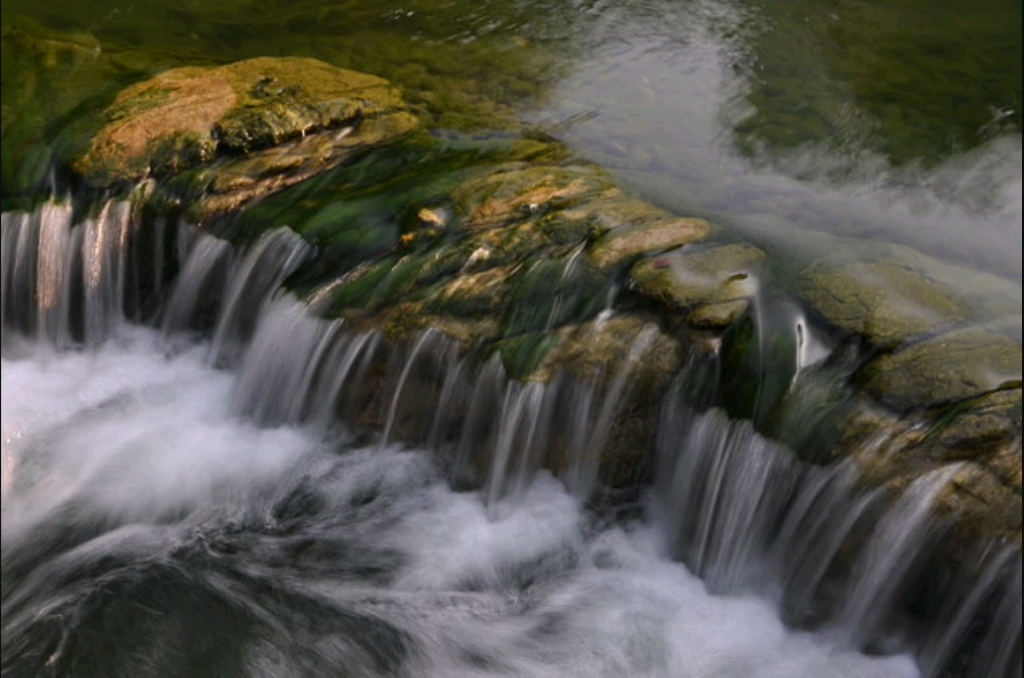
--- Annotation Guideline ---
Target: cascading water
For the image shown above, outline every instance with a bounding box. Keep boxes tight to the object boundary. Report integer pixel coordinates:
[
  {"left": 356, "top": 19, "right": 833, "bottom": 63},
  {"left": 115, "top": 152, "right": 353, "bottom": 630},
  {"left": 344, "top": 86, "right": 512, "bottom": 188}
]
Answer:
[{"left": 2, "top": 204, "right": 1020, "bottom": 677}]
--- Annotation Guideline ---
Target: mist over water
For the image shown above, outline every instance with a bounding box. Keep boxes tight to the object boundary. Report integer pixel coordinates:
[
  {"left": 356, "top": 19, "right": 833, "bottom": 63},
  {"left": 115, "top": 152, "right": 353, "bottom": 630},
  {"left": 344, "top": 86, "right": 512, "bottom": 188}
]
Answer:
[
  {"left": 1, "top": 329, "right": 920, "bottom": 677},
  {"left": 537, "top": 3, "right": 1023, "bottom": 279}
]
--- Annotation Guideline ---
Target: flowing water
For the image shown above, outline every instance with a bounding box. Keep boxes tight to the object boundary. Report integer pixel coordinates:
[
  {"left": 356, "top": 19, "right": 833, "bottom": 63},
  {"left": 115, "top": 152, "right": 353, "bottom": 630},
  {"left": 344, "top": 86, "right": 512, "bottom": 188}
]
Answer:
[
  {"left": 2, "top": 0, "right": 1022, "bottom": 676},
  {"left": 2, "top": 222, "right": 923, "bottom": 677},
  {"left": 2, "top": 211, "right": 1019, "bottom": 676}
]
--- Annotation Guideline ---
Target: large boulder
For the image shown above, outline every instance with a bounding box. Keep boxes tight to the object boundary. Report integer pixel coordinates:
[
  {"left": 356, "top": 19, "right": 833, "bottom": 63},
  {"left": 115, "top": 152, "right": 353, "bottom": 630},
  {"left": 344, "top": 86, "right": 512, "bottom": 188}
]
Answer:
[{"left": 74, "top": 57, "right": 418, "bottom": 217}]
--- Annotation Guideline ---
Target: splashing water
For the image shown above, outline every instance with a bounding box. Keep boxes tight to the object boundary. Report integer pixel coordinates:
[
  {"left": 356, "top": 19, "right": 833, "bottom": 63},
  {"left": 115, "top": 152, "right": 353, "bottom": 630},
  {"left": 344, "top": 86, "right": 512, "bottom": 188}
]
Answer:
[{"left": 1, "top": 328, "right": 921, "bottom": 677}]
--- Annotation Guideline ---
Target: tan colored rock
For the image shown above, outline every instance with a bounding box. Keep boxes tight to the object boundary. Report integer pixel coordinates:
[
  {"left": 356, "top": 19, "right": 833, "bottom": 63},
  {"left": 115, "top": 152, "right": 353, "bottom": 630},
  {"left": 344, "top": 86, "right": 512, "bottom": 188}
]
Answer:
[
  {"left": 75, "top": 57, "right": 417, "bottom": 213},
  {"left": 453, "top": 164, "right": 617, "bottom": 228},
  {"left": 432, "top": 264, "right": 521, "bottom": 317},
  {"left": 690, "top": 299, "right": 751, "bottom": 327},
  {"left": 926, "top": 389, "right": 1023, "bottom": 459},
  {"left": 860, "top": 327, "right": 1022, "bottom": 411},
  {"left": 795, "top": 259, "right": 965, "bottom": 349},
  {"left": 588, "top": 217, "right": 711, "bottom": 269},
  {"left": 630, "top": 243, "right": 764, "bottom": 325},
  {"left": 532, "top": 314, "right": 681, "bottom": 384},
  {"left": 792, "top": 240, "right": 1020, "bottom": 349}
]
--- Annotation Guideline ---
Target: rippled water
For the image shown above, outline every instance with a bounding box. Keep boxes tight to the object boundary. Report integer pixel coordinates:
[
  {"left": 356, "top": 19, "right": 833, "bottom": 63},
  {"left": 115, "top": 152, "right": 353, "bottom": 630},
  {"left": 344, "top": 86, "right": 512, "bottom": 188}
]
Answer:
[
  {"left": 531, "top": 1, "right": 1022, "bottom": 278},
  {"left": 1, "top": 329, "right": 920, "bottom": 676},
  {"left": 4, "top": 0, "right": 1021, "bottom": 285}
]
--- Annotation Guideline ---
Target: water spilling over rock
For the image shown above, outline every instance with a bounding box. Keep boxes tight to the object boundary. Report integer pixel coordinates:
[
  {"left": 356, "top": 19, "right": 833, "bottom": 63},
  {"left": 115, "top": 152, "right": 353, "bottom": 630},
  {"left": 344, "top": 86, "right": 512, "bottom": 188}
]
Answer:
[{"left": 2, "top": 51, "right": 1021, "bottom": 677}]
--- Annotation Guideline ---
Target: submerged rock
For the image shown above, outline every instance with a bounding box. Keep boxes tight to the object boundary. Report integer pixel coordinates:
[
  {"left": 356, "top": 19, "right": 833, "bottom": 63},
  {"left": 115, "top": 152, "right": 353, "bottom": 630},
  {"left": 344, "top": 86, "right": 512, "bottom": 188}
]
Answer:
[
  {"left": 792, "top": 240, "right": 1020, "bottom": 349},
  {"left": 860, "top": 327, "right": 1022, "bottom": 412},
  {"left": 630, "top": 243, "right": 764, "bottom": 327},
  {"left": 75, "top": 57, "right": 418, "bottom": 216}
]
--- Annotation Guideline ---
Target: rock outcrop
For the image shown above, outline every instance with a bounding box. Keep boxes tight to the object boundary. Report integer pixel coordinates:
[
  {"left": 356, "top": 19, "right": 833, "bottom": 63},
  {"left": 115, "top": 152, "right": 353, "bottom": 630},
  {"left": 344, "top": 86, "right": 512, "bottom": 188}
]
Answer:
[
  {"left": 57, "top": 56, "right": 1022, "bottom": 551},
  {"left": 75, "top": 57, "right": 418, "bottom": 219}
]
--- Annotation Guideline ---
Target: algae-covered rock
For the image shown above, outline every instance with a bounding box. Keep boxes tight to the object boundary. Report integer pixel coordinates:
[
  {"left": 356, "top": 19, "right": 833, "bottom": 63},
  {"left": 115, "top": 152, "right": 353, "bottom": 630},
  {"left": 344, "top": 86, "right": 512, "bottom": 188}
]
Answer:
[
  {"left": 860, "top": 328, "right": 1022, "bottom": 411},
  {"left": 630, "top": 243, "right": 764, "bottom": 326},
  {"left": 430, "top": 264, "right": 521, "bottom": 318},
  {"left": 74, "top": 57, "right": 417, "bottom": 214},
  {"left": 926, "top": 389, "right": 1023, "bottom": 460},
  {"left": 689, "top": 300, "right": 752, "bottom": 328},
  {"left": 794, "top": 258, "right": 965, "bottom": 349},
  {"left": 792, "top": 240, "right": 1020, "bottom": 349},
  {"left": 452, "top": 164, "right": 618, "bottom": 228},
  {"left": 533, "top": 315, "right": 680, "bottom": 384},
  {"left": 588, "top": 214, "right": 711, "bottom": 269}
]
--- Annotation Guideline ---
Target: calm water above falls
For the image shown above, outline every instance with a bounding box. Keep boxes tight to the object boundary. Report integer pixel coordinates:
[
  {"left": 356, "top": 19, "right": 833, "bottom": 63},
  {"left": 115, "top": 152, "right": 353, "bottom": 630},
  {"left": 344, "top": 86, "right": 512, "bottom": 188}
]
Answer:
[{"left": 4, "top": 0, "right": 1019, "bottom": 278}]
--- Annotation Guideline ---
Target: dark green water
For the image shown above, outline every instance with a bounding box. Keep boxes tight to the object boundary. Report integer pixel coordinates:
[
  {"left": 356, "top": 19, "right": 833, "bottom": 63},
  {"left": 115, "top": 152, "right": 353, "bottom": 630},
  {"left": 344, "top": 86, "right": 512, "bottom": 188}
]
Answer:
[{"left": 3, "top": 0, "right": 1021, "bottom": 277}]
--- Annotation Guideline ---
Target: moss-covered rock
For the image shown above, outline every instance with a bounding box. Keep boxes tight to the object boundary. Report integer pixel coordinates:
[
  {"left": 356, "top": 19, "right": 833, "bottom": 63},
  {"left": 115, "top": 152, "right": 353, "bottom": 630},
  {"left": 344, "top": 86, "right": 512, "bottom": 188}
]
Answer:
[
  {"left": 859, "top": 327, "right": 1022, "bottom": 411},
  {"left": 589, "top": 214, "right": 711, "bottom": 269},
  {"left": 452, "top": 163, "right": 618, "bottom": 228},
  {"left": 630, "top": 243, "right": 764, "bottom": 326},
  {"left": 74, "top": 57, "right": 418, "bottom": 216},
  {"left": 532, "top": 315, "right": 680, "bottom": 384},
  {"left": 794, "top": 257, "right": 965, "bottom": 349},
  {"left": 429, "top": 263, "right": 521, "bottom": 318},
  {"left": 792, "top": 240, "right": 1020, "bottom": 349},
  {"left": 924, "top": 389, "right": 1023, "bottom": 461}
]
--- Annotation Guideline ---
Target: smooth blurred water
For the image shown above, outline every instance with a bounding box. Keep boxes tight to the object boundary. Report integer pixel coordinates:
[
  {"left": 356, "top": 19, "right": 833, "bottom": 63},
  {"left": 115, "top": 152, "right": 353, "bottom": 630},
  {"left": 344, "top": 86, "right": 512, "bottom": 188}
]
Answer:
[
  {"left": 531, "top": 0, "right": 1022, "bottom": 279},
  {"left": 1, "top": 328, "right": 921, "bottom": 677}
]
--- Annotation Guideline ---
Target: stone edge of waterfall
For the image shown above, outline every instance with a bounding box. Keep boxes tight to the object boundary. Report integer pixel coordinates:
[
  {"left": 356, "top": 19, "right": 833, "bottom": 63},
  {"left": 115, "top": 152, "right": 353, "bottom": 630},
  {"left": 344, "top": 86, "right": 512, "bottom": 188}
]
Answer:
[{"left": 4, "top": 198, "right": 1021, "bottom": 677}]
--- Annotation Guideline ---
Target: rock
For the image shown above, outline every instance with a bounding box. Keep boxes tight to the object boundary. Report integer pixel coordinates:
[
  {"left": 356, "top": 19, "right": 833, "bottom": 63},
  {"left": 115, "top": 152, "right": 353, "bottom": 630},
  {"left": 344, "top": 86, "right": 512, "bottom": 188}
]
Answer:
[
  {"left": 630, "top": 243, "right": 764, "bottom": 326},
  {"left": 588, "top": 215, "right": 711, "bottom": 269},
  {"left": 794, "top": 258, "right": 964, "bottom": 349},
  {"left": 690, "top": 300, "right": 751, "bottom": 328},
  {"left": 925, "top": 389, "right": 1023, "bottom": 461},
  {"left": 533, "top": 315, "right": 680, "bottom": 383},
  {"left": 859, "top": 327, "right": 1022, "bottom": 412},
  {"left": 537, "top": 196, "right": 672, "bottom": 244},
  {"left": 941, "top": 461, "right": 1022, "bottom": 545},
  {"left": 74, "top": 57, "right": 417, "bottom": 214},
  {"left": 429, "top": 263, "right": 521, "bottom": 318},
  {"left": 452, "top": 164, "right": 617, "bottom": 229},
  {"left": 792, "top": 240, "right": 1020, "bottom": 349}
]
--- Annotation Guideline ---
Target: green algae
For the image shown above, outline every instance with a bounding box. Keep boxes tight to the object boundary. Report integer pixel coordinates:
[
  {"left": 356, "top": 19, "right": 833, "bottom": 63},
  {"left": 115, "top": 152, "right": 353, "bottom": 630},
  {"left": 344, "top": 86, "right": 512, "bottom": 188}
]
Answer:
[{"left": 731, "top": 0, "right": 1021, "bottom": 168}]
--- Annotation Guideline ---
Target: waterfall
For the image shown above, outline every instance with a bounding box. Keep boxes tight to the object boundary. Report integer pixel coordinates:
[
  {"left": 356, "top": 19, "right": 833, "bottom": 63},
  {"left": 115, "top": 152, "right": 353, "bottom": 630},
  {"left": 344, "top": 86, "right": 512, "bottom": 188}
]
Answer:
[
  {"left": 1, "top": 199, "right": 137, "bottom": 349},
  {"left": 208, "top": 227, "right": 313, "bottom": 366},
  {"left": 841, "top": 463, "right": 964, "bottom": 648},
  {"left": 161, "top": 232, "right": 232, "bottom": 335},
  {"left": 2, "top": 200, "right": 1020, "bottom": 678}
]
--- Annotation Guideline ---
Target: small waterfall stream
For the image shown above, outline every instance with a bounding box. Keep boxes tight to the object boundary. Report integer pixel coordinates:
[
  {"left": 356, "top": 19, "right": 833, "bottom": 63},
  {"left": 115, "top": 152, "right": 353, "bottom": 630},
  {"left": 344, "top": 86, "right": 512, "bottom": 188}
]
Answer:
[{"left": 1, "top": 201, "right": 1020, "bottom": 677}]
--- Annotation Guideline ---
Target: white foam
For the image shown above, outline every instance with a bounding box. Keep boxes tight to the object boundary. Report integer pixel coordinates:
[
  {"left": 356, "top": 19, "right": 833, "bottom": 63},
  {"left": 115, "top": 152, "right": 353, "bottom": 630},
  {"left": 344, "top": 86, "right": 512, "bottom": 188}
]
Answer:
[
  {"left": 1, "top": 327, "right": 311, "bottom": 529},
  {"left": 1, "top": 329, "right": 920, "bottom": 676}
]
